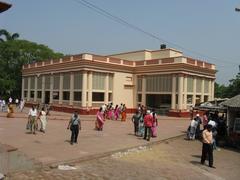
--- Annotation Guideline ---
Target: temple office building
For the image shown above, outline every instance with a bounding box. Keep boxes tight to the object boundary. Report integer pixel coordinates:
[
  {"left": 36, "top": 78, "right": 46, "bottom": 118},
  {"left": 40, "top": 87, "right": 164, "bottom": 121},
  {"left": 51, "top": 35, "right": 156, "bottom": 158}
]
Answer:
[{"left": 22, "top": 48, "right": 216, "bottom": 116}]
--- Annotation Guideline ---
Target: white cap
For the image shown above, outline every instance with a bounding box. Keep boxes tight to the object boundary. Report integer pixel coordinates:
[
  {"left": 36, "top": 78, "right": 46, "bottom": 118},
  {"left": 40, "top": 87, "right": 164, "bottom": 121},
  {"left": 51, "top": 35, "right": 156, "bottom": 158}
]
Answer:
[{"left": 147, "top": 110, "right": 151, "bottom": 114}]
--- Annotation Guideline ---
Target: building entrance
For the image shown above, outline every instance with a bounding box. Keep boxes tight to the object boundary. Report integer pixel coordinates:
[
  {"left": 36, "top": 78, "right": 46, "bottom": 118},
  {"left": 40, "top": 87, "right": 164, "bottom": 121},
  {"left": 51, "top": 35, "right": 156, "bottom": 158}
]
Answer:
[
  {"left": 45, "top": 91, "right": 50, "bottom": 104},
  {"left": 146, "top": 94, "right": 171, "bottom": 115}
]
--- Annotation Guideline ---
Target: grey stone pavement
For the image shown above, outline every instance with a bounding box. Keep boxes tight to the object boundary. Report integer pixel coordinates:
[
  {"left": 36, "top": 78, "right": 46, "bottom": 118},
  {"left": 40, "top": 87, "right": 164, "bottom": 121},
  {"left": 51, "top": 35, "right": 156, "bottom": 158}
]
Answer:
[{"left": 0, "top": 107, "right": 189, "bottom": 166}]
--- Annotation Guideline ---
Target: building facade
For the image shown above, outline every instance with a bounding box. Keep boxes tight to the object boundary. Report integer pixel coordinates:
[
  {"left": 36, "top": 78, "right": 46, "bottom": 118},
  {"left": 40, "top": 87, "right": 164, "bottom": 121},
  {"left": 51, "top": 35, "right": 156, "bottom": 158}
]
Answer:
[{"left": 22, "top": 48, "right": 216, "bottom": 116}]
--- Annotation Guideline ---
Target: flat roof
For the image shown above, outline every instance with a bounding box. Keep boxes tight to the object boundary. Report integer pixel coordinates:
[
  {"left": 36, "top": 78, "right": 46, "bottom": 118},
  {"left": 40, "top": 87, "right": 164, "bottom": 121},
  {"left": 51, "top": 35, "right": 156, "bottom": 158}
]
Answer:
[{"left": 108, "top": 48, "right": 183, "bottom": 57}]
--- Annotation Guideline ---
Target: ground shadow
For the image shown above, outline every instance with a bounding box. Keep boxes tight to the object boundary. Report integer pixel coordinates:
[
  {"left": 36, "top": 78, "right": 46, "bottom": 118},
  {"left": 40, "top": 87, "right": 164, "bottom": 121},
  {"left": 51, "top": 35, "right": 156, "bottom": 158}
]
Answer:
[
  {"left": 25, "top": 132, "right": 33, "bottom": 134},
  {"left": 192, "top": 155, "right": 201, "bottom": 158},
  {"left": 127, "top": 133, "right": 135, "bottom": 136},
  {"left": 189, "top": 160, "right": 201, "bottom": 165},
  {"left": 220, "top": 146, "right": 240, "bottom": 153}
]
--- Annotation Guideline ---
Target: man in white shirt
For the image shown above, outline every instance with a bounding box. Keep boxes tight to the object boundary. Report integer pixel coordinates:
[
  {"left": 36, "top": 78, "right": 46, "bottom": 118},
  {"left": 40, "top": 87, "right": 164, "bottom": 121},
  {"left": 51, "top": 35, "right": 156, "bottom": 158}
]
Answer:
[
  {"left": 8, "top": 97, "right": 12, "bottom": 104},
  {"left": 28, "top": 105, "right": 38, "bottom": 134}
]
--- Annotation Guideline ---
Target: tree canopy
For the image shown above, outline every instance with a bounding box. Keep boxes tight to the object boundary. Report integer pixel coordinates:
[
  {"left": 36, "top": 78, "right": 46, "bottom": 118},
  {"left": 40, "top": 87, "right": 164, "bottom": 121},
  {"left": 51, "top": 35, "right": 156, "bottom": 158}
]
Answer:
[
  {"left": 215, "top": 67, "right": 240, "bottom": 98},
  {"left": 0, "top": 29, "right": 63, "bottom": 99}
]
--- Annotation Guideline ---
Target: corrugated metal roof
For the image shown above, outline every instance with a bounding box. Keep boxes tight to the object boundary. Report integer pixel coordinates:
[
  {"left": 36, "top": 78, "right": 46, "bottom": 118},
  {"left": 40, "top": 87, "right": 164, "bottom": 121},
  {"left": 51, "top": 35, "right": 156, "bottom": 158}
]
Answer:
[{"left": 221, "top": 94, "right": 240, "bottom": 108}]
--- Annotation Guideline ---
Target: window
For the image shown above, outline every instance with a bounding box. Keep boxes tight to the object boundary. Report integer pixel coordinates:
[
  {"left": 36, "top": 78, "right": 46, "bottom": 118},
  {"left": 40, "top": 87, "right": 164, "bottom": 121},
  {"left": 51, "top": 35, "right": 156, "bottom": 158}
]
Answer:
[
  {"left": 109, "top": 75, "right": 113, "bottom": 91},
  {"left": 93, "top": 72, "right": 105, "bottom": 90},
  {"left": 53, "top": 74, "right": 60, "bottom": 90},
  {"left": 37, "top": 76, "right": 42, "bottom": 89},
  {"left": 24, "top": 78, "right": 28, "bottom": 89},
  {"left": 137, "top": 77, "right": 142, "bottom": 92},
  {"left": 187, "top": 95, "right": 193, "bottom": 104},
  {"left": 146, "top": 75, "right": 172, "bottom": 92},
  {"left": 63, "top": 91, "right": 70, "bottom": 100},
  {"left": 37, "top": 91, "right": 42, "bottom": 99},
  {"left": 30, "top": 77, "right": 35, "bottom": 89},
  {"left": 204, "top": 95, "right": 208, "bottom": 102},
  {"left": 74, "top": 92, "right": 82, "bottom": 101},
  {"left": 45, "top": 75, "right": 51, "bottom": 89},
  {"left": 196, "top": 79, "right": 202, "bottom": 93},
  {"left": 74, "top": 72, "right": 82, "bottom": 90},
  {"left": 53, "top": 91, "right": 59, "bottom": 100},
  {"left": 63, "top": 73, "right": 70, "bottom": 89},
  {"left": 92, "top": 92, "right": 104, "bottom": 101},
  {"left": 187, "top": 77, "right": 193, "bottom": 92},
  {"left": 204, "top": 80, "right": 209, "bottom": 93},
  {"left": 30, "top": 91, "right": 34, "bottom": 98},
  {"left": 24, "top": 91, "right": 27, "bottom": 98},
  {"left": 108, "top": 93, "right": 112, "bottom": 102},
  {"left": 138, "top": 94, "right": 142, "bottom": 102}
]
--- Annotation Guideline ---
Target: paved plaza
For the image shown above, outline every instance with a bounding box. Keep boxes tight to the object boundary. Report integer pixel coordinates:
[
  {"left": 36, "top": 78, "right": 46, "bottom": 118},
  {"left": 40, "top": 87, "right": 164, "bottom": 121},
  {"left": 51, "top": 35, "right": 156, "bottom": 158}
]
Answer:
[
  {"left": 6, "top": 137, "right": 240, "bottom": 180},
  {"left": 0, "top": 108, "right": 189, "bottom": 167},
  {"left": 1, "top": 108, "right": 240, "bottom": 179}
]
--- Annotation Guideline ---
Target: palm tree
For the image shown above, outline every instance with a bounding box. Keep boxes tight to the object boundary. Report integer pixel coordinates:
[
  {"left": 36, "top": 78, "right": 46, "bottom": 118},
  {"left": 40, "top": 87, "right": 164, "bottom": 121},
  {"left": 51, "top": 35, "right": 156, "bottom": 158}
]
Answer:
[{"left": 0, "top": 29, "right": 19, "bottom": 42}]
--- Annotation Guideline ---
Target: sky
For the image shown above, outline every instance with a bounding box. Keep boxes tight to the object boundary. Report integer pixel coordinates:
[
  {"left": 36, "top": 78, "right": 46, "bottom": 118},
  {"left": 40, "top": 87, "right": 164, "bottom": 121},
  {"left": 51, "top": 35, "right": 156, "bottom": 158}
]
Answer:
[{"left": 1, "top": 0, "right": 240, "bottom": 85}]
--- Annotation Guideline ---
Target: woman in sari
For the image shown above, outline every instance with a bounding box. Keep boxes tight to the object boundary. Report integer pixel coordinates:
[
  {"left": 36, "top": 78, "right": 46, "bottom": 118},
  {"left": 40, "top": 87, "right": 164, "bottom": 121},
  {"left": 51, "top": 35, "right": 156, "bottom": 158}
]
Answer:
[
  {"left": 151, "top": 112, "right": 158, "bottom": 137},
  {"left": 121, "top": 104, "right": 127, "bottom": 121},
  {"left": 114, "top": 105, "right": 120, "bottom": 120},
  {"left": 138, "top": 113, "right": 145, "bottom": 137},
  {"left": 107, "top": 104, "right": 114, "bottom": 120},
  {"left": 38, "top": 107, "right": 47, "bottom": 133},
  {"left": 96, "top": 107, "right": 105, "bottom": 131}
]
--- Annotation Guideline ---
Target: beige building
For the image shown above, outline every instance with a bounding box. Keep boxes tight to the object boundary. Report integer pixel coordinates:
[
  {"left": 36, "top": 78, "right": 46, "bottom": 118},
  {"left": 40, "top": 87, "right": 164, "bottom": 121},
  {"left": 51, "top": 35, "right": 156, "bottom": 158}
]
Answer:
[{"left": 22, "top": 48, "right": 216, "bottom": 116}]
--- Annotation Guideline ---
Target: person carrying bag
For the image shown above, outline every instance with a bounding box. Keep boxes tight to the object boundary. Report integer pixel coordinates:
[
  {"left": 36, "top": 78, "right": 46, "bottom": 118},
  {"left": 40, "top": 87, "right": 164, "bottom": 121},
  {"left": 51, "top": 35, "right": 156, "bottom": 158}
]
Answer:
[{"left": 67, "top": 111, "right": 81, "bottom": 145}]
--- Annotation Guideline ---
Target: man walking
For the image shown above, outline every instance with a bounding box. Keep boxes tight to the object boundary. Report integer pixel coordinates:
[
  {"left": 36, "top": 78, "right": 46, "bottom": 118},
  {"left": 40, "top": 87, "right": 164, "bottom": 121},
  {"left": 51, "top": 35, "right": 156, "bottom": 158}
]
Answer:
[
  {"left": 201, "top": 124, "right": 215, "bottom": 168},
  {"left": 67, "top": 111, "right": 81, "bottom": 145},
  {"left": 143, "top": 110, "right": 153, "bottom": 141}
]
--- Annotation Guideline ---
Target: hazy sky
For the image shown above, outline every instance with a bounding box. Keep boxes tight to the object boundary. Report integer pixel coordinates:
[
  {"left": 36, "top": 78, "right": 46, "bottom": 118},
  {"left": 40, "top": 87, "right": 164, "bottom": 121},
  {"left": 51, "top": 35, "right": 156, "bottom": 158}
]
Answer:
[{"left": 1, "top": 0, "right": 240, "bottom": 85}]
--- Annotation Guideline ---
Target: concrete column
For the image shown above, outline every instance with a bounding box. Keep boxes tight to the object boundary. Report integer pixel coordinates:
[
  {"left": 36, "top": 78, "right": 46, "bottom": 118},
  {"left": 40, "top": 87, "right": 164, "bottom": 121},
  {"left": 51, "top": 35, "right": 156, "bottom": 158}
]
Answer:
[
  {"left": 41, "top": 76, "right": 45, "bottom": 103},
  {"left": 27, "top": 77, "right": 31, "bottom": 101},
  {"left": 171, "top": 74, "right": 176, "bottom": 109},
  {"left": 178, "top": 75, "right": 184, "bottom": 110},
  {"left": 59, "top": 73, "right": 63, "bottom": 104},
  {"left": 69, "top": 72, "right": 74, "bottom": 105},
  {"left": 50, "top": 75, "right": 53, "bottom": 104},
  {"left": 208, "top": 79, "right": 212, "bottom": 101},
  {"left": 81, "top": 71, "right": 87, "bottom": 107},
  {"left": 183, "top": 75, "right": 188, "bottom": 109},
  {"left": 211, "top": 80, "right": 215, "bottom": 101},
  {"left": 34, "top": 76, "right": 37, "bottom": 102},
  {"left": 192, "top": 77, "right": 197, "bottom": 106},
  {"left": 142, "top": 76, "right": 146, "bottom": 106},
  {"left": 132, "top": 74, "right": 138, "bottom": 108},
  {"left": 21, "top": 78, "right": 24, "bottom": 100},
  {"left": 104, "top": 73, "right": 109, "bottom": 104},
  {"left": 201, "top": 78, "right": 204, "bottom": 102},
  {"left": 88, "top": 71, "right": 92, "bottom": 107}
]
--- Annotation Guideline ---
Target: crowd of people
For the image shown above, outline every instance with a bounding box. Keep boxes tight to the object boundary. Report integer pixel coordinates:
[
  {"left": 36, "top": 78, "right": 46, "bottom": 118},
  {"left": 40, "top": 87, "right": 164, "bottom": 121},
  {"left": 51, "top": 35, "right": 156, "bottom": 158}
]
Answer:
[
  {"left": 187, "top": 111, "right": 227, "bottom": 168},
  {"left": 26, "top": 105, "right": 48, "bottom": 134},
  {"left": 0, "top": 97, "right": 25, "bottom": 113},
  {"left": 187, "top": 111, "right": 227, "bottom": 146},
  {"left": 132, "top": 104, "right": 158, "bottom": 141}
]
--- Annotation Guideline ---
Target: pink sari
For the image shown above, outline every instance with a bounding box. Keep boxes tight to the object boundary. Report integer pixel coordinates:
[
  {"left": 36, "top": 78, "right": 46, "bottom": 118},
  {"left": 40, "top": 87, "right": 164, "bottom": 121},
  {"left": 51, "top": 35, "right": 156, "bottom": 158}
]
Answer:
[
  {"left": 97, "top": 111, "right": 104, "bottom": 129},
  {"left": 114, "top": 108, "right": 120, "bottom": 120}
]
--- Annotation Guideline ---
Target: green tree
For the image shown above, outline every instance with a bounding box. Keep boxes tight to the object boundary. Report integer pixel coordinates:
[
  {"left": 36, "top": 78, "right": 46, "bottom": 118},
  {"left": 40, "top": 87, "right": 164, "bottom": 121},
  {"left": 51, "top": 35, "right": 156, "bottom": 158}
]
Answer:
[
  {"left": 0, "top": 37, "right": 63, "bottom": 99},
  {"left": 215, "top": 66, "right": 240, "bottom": 98},
  {"left": 227, "top": 68, "right": 240, "bottom": 97},
  {"left": 214, "top": 82, "right": 228, "bottom": 98},
  {"left": 0, "top": 29, "right": 19, "bottom": 42}
]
